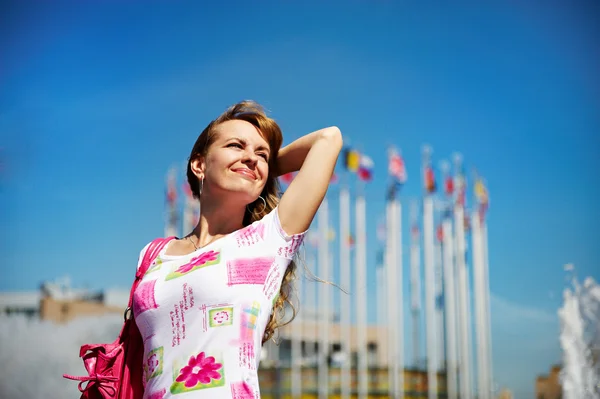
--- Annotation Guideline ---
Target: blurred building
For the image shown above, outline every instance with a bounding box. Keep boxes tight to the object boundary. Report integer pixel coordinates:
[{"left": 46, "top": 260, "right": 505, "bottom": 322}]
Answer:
[
  {"left": 535, "top": 365, "right": 562, "bottom": 399},
  {"left": 1, "top": 276, "right": 128, "bottom": 323}
]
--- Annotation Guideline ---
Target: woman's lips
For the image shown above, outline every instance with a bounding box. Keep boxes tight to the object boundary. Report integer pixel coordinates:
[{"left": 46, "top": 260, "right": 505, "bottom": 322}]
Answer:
[{"left": 233, "top": 168, "right": 257, "bottom": 180}]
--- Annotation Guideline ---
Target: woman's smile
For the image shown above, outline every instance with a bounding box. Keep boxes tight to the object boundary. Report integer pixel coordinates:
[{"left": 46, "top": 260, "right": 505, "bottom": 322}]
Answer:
[{"left": 232, "top": 168, "right": 257, "bottom": 180}]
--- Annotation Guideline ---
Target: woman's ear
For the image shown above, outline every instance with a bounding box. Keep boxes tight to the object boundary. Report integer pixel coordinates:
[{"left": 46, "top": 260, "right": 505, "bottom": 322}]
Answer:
[{"left": 190, "top": 157, "right": 205, "bottom": 180}]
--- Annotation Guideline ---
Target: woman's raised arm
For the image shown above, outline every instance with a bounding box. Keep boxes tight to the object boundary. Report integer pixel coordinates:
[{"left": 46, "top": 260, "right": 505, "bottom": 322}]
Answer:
[{"left": 276, "top": 126, "right": 343, "bottom": 235}]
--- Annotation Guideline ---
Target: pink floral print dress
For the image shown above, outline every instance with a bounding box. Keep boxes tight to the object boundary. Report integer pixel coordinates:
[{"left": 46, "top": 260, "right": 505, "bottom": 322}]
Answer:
[{"left": 133, "top": 207, "right": 305, "bottom": 399}]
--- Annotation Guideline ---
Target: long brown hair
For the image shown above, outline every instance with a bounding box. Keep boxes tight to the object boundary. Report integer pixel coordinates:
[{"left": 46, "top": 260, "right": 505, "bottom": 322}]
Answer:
[{"left": 186, "top": 100, "right": 298, "bottom": 344}]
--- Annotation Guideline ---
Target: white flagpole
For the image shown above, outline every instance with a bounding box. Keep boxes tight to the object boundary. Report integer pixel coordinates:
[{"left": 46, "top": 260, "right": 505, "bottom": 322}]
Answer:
[
  {"left": 482, "top": 220, "right": 494, "bottom": 398},
  {"left": 291, "top": 275, "right": 303, "bottom": 398},
  {"left": 395, "top": 198, "right": 405, "bottom": 399},
  {"left": 304, "top": 247, "right": 317, "bottom": 384},
  {"left": 356, "top": 192, "right": 368, "bottom": 399},
  {"left": 376, "top": 262, "right": 386, "bottom": 371},
  {"left": 423, "top": 146, "right": 437, "bottom": 399},
  {"left": 409, "top": 201, "right": 421, "bottom": 370},
  {"left": 386, "top": 199, "right": 398, "bottom": 398},
  {"left": 340, "top": 187, "right": 352, "bottom": 399},
  {"left": 472, "top": 210, "right": 487, "bottom": 399},
  {"left": 318, "top": 198, "right": 330, "bottom": 399},
  {"left": 442, "top": 216, "right": 458, "bottom": 399},
  {"left": 454, "top": 154, "right": 472, "bottom": 399},
  {"left": 435, "top": 235, "right": 445, "bottom": 371}
]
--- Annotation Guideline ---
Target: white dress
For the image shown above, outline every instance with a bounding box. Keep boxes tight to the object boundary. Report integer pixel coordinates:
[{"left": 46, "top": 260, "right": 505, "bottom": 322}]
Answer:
[{"left": 133, "top": 207, "right": 305, "bottom": 399}]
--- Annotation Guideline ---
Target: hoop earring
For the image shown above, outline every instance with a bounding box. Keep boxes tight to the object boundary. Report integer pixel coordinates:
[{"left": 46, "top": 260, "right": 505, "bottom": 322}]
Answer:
[{"left": 247, "top": 195, "right": 267, "bottom": 215}]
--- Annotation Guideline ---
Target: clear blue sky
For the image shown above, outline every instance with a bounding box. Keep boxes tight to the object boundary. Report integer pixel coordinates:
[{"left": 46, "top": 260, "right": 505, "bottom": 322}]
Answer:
[{"left": 1, "top": 1, "right": 599, "bottom": 397}]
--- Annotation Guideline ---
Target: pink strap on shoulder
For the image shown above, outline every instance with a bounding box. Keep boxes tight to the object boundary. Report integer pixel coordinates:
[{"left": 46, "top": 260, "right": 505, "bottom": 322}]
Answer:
[{"left": 126, "top": 237, "right": 176, "bottom": 311}]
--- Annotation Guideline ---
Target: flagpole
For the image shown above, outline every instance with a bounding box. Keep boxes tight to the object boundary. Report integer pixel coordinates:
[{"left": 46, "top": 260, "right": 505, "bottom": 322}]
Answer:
[
  {"left": 423, "top": 145, "right": 438, "bottom": 399},
  {"left": 395, "top": 198, "right": 405, "bottom": 399},
  {"left": 409, "top": 201, "right": 421, "bottom": 371},
  {"left": 305, "top": 246, "right": 317, "bottom": 388},
  {"left": 472, "top": 209, "right": 487, "bottom": 399},
  {"left": 482, "top": 218, "right": 494, "bottom": 398},
  {"left": 318, "top": 198, "right": 330, "bottom": 399},
  {"left": 439, "top": 158, "right": 458, "bottom": 399},
  {"left": 435, "top": 230, "right": 445, "bottom": 372},
  {"left": 442, "top": 214, "right": 458, "bottom": 399},
  {"left": 292, "top": 267, "right": 303, "bottom": 399},
  {"left": 453, "top": 153, "right": 472, "bottom": 399},
  {"left": 386, "top": 198, "right": 398, "bottom": 398},
  {"left": 474, "top": 174, "right": 493, "bottom": 399},
  {"left": 340, "top": 186, "right": 352, "bottom": 399},
  {"left": 376, "top": 258, "right": 386, "bottom": 381},
  {"left": 356, "top": 189, "right": 368, "bottom": 399}
]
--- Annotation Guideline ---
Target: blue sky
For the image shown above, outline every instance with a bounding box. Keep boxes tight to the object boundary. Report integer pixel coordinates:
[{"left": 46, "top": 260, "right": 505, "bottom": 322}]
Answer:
[{"left": 1, "top": 1, "right": 599, "bottom": 397}]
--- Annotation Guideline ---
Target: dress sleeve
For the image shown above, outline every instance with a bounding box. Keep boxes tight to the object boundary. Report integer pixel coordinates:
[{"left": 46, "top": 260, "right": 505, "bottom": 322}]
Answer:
[{"left": 259, "top": 206, "right": 307, "bottom": 260}]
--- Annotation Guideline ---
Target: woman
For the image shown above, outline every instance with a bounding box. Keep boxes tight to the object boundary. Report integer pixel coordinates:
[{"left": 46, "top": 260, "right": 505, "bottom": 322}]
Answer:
[{"left": 133, "top": 100, "right": 342, "bottom": 398}]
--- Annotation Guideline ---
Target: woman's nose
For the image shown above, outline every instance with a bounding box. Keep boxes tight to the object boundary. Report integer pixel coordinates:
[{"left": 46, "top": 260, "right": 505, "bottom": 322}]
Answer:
[{"left": 242, "top": 150, "right": 258, "bottom": 165}]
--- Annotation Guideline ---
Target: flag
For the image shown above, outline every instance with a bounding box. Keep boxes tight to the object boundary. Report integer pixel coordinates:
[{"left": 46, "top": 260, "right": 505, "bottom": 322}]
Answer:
[
  {"left": 388, "top": 147, "right": 407, "bottom": 184},
  {"left": 279, "top": 172, "right": 295, "bottom": 185},
  {"left": 475, "top": 177, "right": 489, "bottom": 221},
  {"left": 343, "top": 147, "right": 360, "bottom": 172},
  {"left": 444, "top": 175, "right": 454, "bottom": 196},
  {"left": 347, "top": 233, "right": 355, "bottom": 249},
  {"left": 474, "top": 177, "right": 489, "bottom": 206},
  {"left": 436, "top": 224, "right": 444, "bottom": 242},
  {"left": 424, "top": 165, "right": 436, "bottom": 193},
  {"left": 357, "top": 154, "right": 374, "bottom": 182},
  {"left": 330, "top": 172, "right": 339, "bottom": 184}
]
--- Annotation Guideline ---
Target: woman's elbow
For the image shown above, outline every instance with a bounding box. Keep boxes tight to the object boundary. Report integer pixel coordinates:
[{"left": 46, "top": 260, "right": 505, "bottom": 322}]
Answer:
[{"left": 320, "top": 126, "right": 343, "bottom": 150}]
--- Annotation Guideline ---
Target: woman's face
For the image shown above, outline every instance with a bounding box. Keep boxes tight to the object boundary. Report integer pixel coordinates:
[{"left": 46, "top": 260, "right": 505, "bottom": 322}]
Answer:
[{"left": 196, "top": 119, "right": 271, "bottom": 204}]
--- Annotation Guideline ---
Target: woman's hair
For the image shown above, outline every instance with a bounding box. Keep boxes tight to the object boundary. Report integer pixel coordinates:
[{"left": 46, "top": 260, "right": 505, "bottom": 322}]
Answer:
[{"left": 186, "top": 100, "right": 298, "bottom": 345}]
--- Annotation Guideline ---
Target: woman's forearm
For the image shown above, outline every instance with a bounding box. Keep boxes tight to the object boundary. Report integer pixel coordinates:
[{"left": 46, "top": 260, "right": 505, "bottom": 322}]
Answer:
[{"left": 276, "top": 127, "right": 341, "bottom": 176}]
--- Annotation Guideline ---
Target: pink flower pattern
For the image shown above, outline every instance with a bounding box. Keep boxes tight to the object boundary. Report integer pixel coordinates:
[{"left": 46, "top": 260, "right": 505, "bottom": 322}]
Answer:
[
  {"left": 175, "top": 352, "right": 223, "bottom": 388},
  {"left": 175, "top": 250, "right": 219, "bottom": 274},
  {"left": 212, "top": 310, "right": 229, "bottom": 324}
]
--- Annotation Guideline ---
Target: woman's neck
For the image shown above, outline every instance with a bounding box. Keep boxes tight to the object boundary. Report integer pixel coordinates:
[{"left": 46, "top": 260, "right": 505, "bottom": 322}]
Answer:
[{"left": 193, "top": 199, "right": 245, "bottom": 246}]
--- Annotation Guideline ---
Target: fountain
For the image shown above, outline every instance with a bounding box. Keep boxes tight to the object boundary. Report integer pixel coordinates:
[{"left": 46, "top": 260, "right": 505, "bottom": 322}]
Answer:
[{"left": 558, "top": 264, "right": 600, "bottom": 399}]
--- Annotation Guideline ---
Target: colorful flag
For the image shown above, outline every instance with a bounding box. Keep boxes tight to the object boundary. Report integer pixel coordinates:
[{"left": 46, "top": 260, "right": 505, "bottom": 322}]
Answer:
[
  {"left": 444, "top": 175, "right": 454, "bottom": 196},
  {"left": 330, "top": 172, "right": 339, "bottom": 184},
  {"left": 279, "top": 172, "right": 295, "bottom": 185},
  {"left": 388, "top": 147, "right": 407, "bottom": 184},
  {"left": 424, "top": 165, "right": 436, "bottom": 193},
  {"left": 357, "top": 154, "right": 374, "bottom": 182},
  {"left": 475, "top": 177, "right": 489, "bottom": 221},
  {"left": 474, "top": 177, "right": 489, "bottom": 206},
  {"left": 347, "top": 233, "right": 355, "bottom": 249},
  {"left": 343, "top": 147, "right": 360, "bottom": 172},
  {"left": 436, "top": 224, "right": 444, "bottom": 242}
]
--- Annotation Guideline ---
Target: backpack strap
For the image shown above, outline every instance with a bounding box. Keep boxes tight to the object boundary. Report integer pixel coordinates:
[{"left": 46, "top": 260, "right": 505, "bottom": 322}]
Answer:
[{"left": 124, "top": 237, "right": 176, "bottom": 320}]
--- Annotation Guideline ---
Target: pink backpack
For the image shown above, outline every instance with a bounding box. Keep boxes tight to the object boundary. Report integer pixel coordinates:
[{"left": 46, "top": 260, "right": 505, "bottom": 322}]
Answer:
[{"left": 64, "top": 237, "right": 175, "bottom": 399}]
